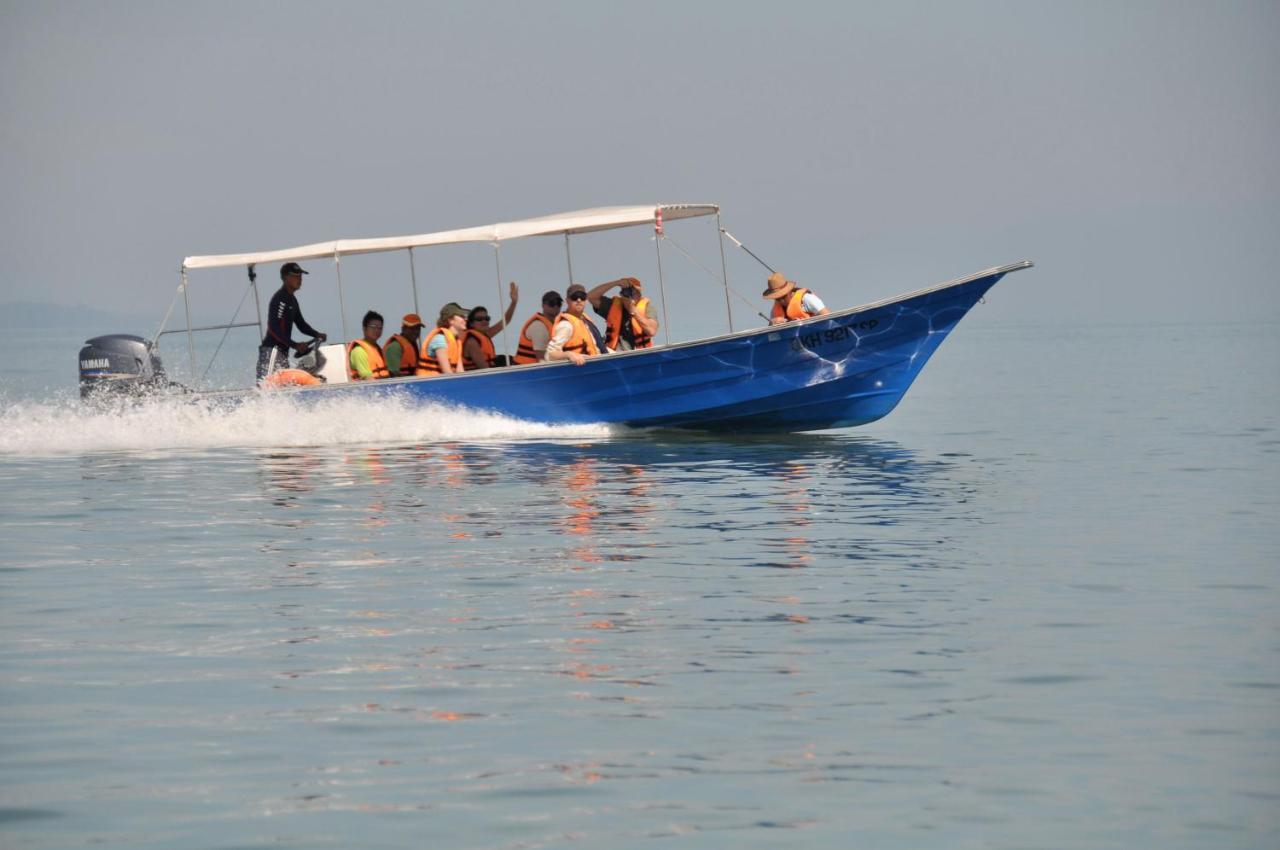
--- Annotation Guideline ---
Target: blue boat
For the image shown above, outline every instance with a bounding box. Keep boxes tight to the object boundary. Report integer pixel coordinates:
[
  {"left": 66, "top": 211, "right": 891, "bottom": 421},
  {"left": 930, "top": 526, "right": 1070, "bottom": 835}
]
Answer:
[
  {"left": 83, "top": 205, "right": 1032, "bottom": 432},
  {"left": 314, "top": 260, "right": 1029, "bottom": 431}
]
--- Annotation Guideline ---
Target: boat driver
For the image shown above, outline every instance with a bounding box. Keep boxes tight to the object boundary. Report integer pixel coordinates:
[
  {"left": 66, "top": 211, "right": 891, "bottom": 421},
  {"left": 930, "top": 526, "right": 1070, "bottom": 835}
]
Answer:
[
  {"left": 763, "top": 272, "right": 830, "bottom": 324},
  {"left": 257, "top": 262, "right": 328, "bottom": 382}
]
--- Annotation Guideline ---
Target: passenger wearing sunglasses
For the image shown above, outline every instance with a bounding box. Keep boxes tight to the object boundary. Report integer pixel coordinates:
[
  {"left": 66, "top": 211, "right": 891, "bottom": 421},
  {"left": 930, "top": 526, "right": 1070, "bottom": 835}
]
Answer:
[
  {"left": 546, "top": 284, "right": 601, "bottom": 366},
  {"left": 463, "top": 281, "right": 519, "bottom": 370}
]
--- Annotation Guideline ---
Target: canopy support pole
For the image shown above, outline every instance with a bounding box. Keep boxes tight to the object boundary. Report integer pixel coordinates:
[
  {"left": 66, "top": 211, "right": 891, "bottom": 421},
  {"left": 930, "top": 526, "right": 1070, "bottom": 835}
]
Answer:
[
  {"left": 493, "top": 243, "right": 510, "bottom": 362},
  {"left": 653, "top": 234, "right": 671, "bottom": 347},
  {"left": 335, "top": 253, "right": 349, "bottom": 342},
  {"left": 181, "top": 269, "right": 196, "bottom": 383},
  {"left": 151, "top": 274, "right": 183, "bottom": 347},
  {"left": 408, "top": 248, "right": 420, "bottom": 317},
  {"left": 249, "top": 265, "right": 264, "bottom": 340},
  {"left": 563, "top": 233, "right": 574, "bottom": 285},
  {"left": 715, "top": 212, "right": 734, "bottom": 334}
]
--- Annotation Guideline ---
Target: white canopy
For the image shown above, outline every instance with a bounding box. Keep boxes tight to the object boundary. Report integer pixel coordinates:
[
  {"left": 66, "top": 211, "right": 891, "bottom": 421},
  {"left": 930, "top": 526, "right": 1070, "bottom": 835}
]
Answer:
[{"left": 182, "top": 203, "right": 719, "bottom": 271}]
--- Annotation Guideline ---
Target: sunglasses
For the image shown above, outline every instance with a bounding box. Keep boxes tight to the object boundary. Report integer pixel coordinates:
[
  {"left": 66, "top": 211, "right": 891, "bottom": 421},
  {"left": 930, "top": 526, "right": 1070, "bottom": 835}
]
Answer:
[
  {"left": 472, "top": 315, "right": 490, "bottom": 322},
  {"left": 567, "top": 292, "right": 588, "bottom": 301}
]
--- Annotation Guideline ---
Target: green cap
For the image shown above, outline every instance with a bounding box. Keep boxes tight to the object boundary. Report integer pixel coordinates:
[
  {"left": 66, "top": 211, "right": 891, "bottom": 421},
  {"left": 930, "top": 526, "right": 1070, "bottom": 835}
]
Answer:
[{"left": 438, "top": 302, "right": 470, "bottom": 322}]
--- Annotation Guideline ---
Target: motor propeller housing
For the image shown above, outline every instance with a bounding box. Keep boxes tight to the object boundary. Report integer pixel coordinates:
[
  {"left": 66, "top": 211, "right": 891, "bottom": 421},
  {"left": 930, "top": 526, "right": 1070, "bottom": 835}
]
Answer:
[{"left": 78, "top": 334, "right": 173, "bottom": 400}]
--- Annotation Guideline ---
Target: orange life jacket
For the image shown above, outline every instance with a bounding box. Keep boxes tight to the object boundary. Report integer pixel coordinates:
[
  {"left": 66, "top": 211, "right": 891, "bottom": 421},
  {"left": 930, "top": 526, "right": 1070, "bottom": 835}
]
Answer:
[
  {"left": 346, "top": 339, "right": 389, "bottom": 380},
  {"left": 605, "top": 296, "right": 654, "bottom": 350},
  {"left": 262, "top": 368, "right": 323, "bottom": 388},
  {"left": 463, "top": 328, "right": 496, "bottom": 370},
  {"left": 771, "top": 288, "right": 814, "bottom": 323},
  {"left": 515, "top": 313, "right": 555, "bottom": 364},
  {"left": 384, "top": 332, "right": 419, "bottom": 376},
  {"left": 558, "top": 312, "right": 600, "bottom": 357},
  {"left": 417, "top": 328, "right": 462, "bottom": 375}
]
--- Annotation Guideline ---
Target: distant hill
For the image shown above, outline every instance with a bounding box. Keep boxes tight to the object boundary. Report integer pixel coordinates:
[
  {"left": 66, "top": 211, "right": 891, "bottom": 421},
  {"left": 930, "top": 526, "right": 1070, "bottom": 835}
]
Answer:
[{"left": 0, "top": 300, "right": 141, "bottom": 330}]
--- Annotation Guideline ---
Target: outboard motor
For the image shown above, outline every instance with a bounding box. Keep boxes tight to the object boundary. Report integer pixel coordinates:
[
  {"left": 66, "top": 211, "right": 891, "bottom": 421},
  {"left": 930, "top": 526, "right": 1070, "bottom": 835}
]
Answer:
[{"left": 78, "top": 334, "right": 174, "bottom": 400}]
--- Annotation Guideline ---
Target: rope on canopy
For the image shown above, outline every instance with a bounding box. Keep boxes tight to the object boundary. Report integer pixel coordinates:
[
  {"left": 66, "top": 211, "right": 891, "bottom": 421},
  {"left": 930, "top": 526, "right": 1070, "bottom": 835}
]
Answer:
[
  {"left": 151, "top": 276, "right": 184, "bottom": 348},
  {"left": 659, "top": 231, "right": 770, "bottom": 323},
  {"left": 200, "top": 277, "right": 257, "bottom": 382}
]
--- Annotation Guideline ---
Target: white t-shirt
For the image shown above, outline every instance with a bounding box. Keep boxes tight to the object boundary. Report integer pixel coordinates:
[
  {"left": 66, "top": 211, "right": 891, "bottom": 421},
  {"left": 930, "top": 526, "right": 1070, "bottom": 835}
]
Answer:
[
  {"left": 800, "top": 292, "right": 826, "bottom": 314},
  {"left": 545, "top": 319, "right": 575, "bottom": 357},
  {"left": 525, "top": 319, "right": 551, "bottom": 357}
]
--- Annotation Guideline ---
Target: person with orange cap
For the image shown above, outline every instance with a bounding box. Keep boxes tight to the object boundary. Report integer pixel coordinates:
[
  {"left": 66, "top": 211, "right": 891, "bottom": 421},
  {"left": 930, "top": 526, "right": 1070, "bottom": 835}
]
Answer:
[
  {"left": 762, "top": 272, "right": 829, "bottom": 325},
  {"left": 383, "top": 313, "right": 425, "bottom": 377}
]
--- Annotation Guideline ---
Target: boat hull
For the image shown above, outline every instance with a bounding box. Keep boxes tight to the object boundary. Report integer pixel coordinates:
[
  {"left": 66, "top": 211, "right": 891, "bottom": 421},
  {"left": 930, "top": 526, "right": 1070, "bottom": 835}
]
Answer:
[{"left": 261, "top": 263, "right": 1027, "bottom": 432}]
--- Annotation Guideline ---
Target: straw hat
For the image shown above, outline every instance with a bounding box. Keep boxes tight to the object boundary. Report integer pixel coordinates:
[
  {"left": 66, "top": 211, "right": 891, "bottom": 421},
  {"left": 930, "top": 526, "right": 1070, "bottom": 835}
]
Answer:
[{"left": 762, "top": 272, "right": 796, "bottom": 299}]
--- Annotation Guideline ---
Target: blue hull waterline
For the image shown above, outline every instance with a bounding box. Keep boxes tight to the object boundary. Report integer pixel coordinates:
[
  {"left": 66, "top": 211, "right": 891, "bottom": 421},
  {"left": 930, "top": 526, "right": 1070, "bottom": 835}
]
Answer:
[{"left": 284, "top": 262, "right": 1030, "bottom": 433}]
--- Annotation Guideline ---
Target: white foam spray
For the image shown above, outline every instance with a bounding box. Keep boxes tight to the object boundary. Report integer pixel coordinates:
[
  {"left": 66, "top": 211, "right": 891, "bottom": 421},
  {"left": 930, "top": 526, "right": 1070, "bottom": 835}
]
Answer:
[{"left": 0, "top": 391, "right": 615, "bottom": 456}]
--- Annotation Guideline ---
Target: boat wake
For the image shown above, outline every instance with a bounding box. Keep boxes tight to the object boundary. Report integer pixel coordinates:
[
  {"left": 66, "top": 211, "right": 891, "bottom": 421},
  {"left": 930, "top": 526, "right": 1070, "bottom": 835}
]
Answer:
[{"left": 0, "top": 391, "right": 615, "bottom": 456}]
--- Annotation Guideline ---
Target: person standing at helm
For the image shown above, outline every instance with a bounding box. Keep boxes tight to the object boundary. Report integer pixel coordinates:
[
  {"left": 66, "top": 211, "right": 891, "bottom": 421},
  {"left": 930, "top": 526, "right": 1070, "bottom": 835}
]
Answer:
[
  {"left": 513, "top": 290, "right": 563, "bottom": 365},
  {"left": 546, "top": 285, "right": 600, "bottom": 366},
  {"left": 463, "top": 281, "right": 520, "bottom": 370},
  {"left": 417, "top": 303, "right": 468, "bottom": 375},
  {"left": 383, "top": 313, "right": 425, "bottom": 377},
  {"left": 586, "top": 276, "right": 658, "bottom": 351},
  {"left": 256, "top": 262, "right": 328, "bottom": 382},
  {"left": 763, "top": 272, "right": 829, "bottom": 325},
  {"left": 347, "top": 311, "right": 389, "bottom": 380}
]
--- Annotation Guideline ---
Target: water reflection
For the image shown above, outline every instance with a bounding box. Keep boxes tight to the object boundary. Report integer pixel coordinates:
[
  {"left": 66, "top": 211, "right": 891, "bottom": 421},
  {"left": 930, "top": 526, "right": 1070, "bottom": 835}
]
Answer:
[
  {"left": 233, "top": 432, "right": 979, "bottom": 564},
  {"left": 259, "top": 450, "right": 323, "bottom": 506},
  {"left": 45, "top": 432, "right": 1003, "bottom": 844},
  {"left": 560, "top": 453, "right": 601, "bottom": 565},
  {"left": 769, "top": 459, "right": 815, "bottom": 570}
]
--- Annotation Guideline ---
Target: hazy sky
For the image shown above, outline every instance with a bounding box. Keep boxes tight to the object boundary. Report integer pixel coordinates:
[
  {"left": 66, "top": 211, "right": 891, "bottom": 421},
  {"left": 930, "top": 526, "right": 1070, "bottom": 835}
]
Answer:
[{"left": 2, "top": 0, "right": 1277, "bottom": 335}]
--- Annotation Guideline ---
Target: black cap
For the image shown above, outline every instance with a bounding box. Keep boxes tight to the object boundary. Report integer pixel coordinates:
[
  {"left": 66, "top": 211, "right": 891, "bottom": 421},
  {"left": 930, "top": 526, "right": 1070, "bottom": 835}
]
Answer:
[
  {"left": 280, "top": 262, "right": 309, "bottom": 278},
  {"left": 541, "top": 289, "right": 563, "bottom": 305}
]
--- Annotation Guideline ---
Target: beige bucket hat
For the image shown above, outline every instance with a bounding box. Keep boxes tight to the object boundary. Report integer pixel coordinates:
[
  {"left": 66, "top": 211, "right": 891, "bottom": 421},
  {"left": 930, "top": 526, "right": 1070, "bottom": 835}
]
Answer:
[{"left": 762, "top": 272, "right": 796, "bottom": 299}]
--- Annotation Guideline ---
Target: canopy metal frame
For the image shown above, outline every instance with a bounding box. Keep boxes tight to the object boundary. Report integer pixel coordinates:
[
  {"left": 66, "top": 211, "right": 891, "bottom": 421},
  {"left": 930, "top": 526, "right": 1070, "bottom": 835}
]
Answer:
[{"left": 165, "top": 204, "right": 733, "bottom": 388}]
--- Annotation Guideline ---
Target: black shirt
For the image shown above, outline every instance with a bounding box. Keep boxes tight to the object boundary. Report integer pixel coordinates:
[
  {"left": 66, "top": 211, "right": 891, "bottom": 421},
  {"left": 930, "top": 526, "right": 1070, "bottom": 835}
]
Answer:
[{"left": 263, "top": 287, "right": 320, "bottom": 348}]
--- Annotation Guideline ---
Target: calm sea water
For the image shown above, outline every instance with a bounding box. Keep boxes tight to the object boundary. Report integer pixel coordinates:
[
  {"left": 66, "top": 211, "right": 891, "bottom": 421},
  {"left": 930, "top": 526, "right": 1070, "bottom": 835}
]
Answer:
[{"left": 1, "top": 319, "right": 1277, "bottom": 849}]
